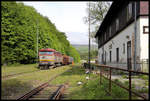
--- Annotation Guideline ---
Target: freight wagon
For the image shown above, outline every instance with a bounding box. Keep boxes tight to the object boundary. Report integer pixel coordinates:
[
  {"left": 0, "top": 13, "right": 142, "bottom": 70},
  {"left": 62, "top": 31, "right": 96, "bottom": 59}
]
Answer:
[{"left": 38, "top": 48, "right": 74, "bottom": 69}]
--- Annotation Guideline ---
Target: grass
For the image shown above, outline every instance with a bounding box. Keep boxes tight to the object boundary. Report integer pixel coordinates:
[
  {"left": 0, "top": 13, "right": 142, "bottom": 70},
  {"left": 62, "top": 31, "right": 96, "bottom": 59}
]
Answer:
[
  {"left": 8, "top": 65, "right": 71, "bottom": 86},
  {"left": 123, "top": 74, "right": 149, "bottom": 81},
  {"left": 65, "top": 76, "right": 131, "bottom": 100},
  {"left": 1, "top": 63, "right": 145, "bottom": 100},
  {"left": 50, "top": 64, "right": 92, "bottom": 86},
  {"left": 2, "top": 79, "right": 33, "bottom": 99},
  {"left": 1, "top": 65, "right": 71, "bottom": 99},
  {"left": 139, "top": 75, "right": 149, "bottom": 80},
  {"left": 1, "top": 64, "right": 39, "bottom": 77},
  {"left": 122, "top": 75, "right": 128, "bottom": 79},
  {"left": 51, "top": 64, "right": 139, "bottom": 100}
]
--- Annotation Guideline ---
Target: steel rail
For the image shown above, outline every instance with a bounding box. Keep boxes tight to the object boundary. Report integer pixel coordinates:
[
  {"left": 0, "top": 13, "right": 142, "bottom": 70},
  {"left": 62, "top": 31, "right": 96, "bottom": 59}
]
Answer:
[
  {"left": 50, "top": 85, "right": 66, "bottom": 100},
  {"left": 17, "top": 69, "right": 70, "bottom": 100},
  {"left": 17, "top": 82, "right": 49, "bottom": 100}
]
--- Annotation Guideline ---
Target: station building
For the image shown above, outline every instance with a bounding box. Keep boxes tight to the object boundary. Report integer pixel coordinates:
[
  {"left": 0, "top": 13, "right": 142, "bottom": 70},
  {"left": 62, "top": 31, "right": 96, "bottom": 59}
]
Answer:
[{"left": 95, "top": 1, "right": 149, "bottom": 71}]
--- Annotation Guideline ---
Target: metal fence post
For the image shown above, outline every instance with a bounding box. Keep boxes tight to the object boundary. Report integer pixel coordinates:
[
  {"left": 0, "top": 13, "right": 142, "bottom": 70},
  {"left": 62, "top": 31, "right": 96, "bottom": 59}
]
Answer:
[
  {"left": 129, "top": 70, "right": 132, "bottom": 100},
  {"left": 100, "top": 66, "right": 102, "bottom": 85},
  {"left": 94, "top": 63, "right": 148, "bottom": 100},
  {"left": 109, "top": 68, "right": 112, "bottom": 95}
]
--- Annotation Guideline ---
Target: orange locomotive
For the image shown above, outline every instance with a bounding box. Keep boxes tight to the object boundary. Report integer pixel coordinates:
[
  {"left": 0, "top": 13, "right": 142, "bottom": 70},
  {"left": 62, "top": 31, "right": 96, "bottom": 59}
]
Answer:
[{"left": 38, "top": 48, "right": 74, "bottom": 69}]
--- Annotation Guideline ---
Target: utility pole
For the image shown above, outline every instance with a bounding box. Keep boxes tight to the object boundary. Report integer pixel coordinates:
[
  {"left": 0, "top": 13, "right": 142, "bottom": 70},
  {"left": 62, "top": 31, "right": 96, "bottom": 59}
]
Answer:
[
  {"left": 134, "top": 2, "right": 137, "bottom": 71},
  {"left": 88, "top": 2, "right": 91, "bottom": 71},
  {"left": 36, "top": 19, "right": 39, "bottom": 63}
]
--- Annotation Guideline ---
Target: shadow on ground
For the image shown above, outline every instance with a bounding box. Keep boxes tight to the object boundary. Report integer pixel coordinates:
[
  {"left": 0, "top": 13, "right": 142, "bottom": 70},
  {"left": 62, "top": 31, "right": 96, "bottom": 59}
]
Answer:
[{"left": 2, "top": 78, "right": 34, "bottom": 100}]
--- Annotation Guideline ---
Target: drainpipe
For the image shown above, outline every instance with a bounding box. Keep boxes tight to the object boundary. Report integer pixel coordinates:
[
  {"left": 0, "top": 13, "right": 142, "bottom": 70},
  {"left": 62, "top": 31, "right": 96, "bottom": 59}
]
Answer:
[{"left": 134, "top": 2, "right": 137, "bottom": 71}]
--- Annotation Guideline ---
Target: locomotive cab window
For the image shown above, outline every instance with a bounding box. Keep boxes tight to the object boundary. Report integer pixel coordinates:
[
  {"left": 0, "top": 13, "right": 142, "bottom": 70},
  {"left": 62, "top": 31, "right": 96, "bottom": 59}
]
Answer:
[{"left": 39, "top": 52, "right": 54, "bottom": 55}]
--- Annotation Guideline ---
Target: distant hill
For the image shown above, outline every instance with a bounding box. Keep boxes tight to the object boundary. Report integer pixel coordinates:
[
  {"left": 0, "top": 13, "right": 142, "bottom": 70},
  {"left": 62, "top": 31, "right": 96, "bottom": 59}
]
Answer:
[{"left": 72, "top": 44, "right": 98, "bottom": 54}]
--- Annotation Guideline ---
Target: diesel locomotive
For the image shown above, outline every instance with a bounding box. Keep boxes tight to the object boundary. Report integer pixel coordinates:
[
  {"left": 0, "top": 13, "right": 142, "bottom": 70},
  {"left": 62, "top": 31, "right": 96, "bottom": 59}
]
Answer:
[{"left": 38, "top": 48, "right": 74, "bottom": 69}]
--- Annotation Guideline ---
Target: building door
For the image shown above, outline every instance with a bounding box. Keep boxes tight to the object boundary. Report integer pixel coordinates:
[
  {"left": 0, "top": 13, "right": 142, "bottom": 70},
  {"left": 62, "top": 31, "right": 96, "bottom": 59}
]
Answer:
[
  {"left": 116, "top": 48, "right": 119, "bottom": 62},
  {"left": 104, "top": 51, "right": 106, "bottom": 65},
  {"left": 102, "top": 54, "right": 104, "bottom": 64},
  {"left": 102, "top": 47, "right": 104, "bottom": 64},
  {"left": 127, "top": 41, "right": 132, "bottom": 70},
  {"left": 110, "top": 51, "right": 111, "bottom": 62}
]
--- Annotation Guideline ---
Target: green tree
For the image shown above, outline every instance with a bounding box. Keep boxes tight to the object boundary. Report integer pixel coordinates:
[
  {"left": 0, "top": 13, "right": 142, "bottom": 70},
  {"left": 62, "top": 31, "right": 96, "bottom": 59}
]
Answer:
[
  {"left": 83, "top": 2, "right": 111, "bottom": 43},
  {"left": 1, "top": 1, "right": 80, "bottom": 65}
]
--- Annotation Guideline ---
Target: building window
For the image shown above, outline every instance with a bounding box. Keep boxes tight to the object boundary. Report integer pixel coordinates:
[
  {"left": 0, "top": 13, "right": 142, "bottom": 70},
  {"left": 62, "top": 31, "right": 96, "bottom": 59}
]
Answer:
[
  {"left": 99, "top": 36, "right": 101, "bottom": 45},
  {"left": 104, "top": 32, "right": 106, "bottom": 41},
  {"left": 102, "top": 34, "right": 104, "bottom": 44},
  {"left": 123, "top": 43, "right": 125, "bottom": 54},
  {"left": 98, "top": 38, "right": 100, "bottom": 45},
  {"left": 109, "top": 27, "right": 111, "bottom": 37},
  {"left": 143, "top": 26, "right": 149, "bottom": 34},
  {"left": 106, "top": 30, "right": 109, "bottom": 40},
  {"left": 129, "top": 3, "right": 132, "bottom": 18},
  {"left": 127, "top": 2, "right": 132, "bottom": 21},
  {"left": 116, "top": 18, "right": 119, "bottom": 31},
  {"left": 110, "top": 51, "right": 111, "bottom": 62},
  {"left": 96, "top": 37, "right": 98, "bottom": 44},
  {"left": 116, "top": 48, "right": 119, "bottom": 62}
]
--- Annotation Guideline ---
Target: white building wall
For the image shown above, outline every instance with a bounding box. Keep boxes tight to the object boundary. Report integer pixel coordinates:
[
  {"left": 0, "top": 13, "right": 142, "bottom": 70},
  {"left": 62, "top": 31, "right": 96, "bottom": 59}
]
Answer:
[
  {"left": 139, "top": 16, "right": 149, "bottom": 60},
  {"left": 98, "top": 18, "right": 143, "bottom": 70}
]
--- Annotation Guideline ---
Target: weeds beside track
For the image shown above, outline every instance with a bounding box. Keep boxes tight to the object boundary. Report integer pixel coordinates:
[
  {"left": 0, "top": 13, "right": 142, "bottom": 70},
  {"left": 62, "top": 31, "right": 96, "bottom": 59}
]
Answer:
[{"left": 17, "top": 71, "right": 69, "bottom": 100}]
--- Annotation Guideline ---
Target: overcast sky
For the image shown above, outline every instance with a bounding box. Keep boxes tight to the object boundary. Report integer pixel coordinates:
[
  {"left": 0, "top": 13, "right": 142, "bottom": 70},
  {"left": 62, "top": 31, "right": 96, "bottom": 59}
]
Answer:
[{"left": 22, "top": 1, "right": 90, "bottom": 45}]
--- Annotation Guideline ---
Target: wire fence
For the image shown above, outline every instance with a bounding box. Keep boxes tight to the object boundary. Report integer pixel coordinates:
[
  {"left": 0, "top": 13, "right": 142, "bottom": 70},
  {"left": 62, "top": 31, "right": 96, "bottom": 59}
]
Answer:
[
  {"left": 140, "top": 59, "right": 149, "bottom": 73},
  {"left": 83, "top": 63, "right": 149, "bottom": 100}
]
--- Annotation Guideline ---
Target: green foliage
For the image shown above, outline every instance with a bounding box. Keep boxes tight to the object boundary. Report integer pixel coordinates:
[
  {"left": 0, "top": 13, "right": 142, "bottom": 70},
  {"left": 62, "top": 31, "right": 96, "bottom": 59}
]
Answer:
[
  {"left": 1, "top": 1, "right": 80, "bottom": 65},
  {"left": 84, "top": 2, "right": 111, "bottom": 25},
  {"left": 80, "top": 50, "right": 98, "bottom": 60},
  {"left": 83, "top": 2, "right": 111, "bottom": 42}
]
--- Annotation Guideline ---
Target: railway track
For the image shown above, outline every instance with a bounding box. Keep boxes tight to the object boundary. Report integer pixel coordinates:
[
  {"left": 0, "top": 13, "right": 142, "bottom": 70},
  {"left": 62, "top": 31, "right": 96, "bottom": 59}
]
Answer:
[
  {"left": 2, "top": 70, "right": 40, "bottom": 79},
  {"left": 17, "top": 69, "right": 70, "bottom": 100},
  {"left": 2, "top": 65, "right": 69, "bottom": 79},
  {"left": 17, "top": 82, "right": 68, "bottom": 100}
]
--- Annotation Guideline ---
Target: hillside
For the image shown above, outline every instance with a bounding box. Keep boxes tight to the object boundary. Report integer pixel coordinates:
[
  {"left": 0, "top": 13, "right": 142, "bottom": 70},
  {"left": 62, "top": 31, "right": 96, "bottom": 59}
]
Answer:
[
  {"left": 72, "top": 44, "right": 88, "bottom": 53},
  {"left": 72, "top": 44, "right": 98, "bottom": 60},
  {"left": 1, "top": 1, "right": 80, "bottom": 65},
  {"left": 72, "top": 44, "right": 98, "bottom": 53}
]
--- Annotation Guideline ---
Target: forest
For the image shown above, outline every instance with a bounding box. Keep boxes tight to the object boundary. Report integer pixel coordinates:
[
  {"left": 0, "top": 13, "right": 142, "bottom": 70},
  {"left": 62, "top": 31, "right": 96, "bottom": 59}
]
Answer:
[{"left": 1, "top": 1, "right": 80, "bottom": 65}]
